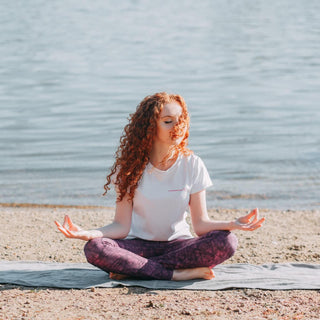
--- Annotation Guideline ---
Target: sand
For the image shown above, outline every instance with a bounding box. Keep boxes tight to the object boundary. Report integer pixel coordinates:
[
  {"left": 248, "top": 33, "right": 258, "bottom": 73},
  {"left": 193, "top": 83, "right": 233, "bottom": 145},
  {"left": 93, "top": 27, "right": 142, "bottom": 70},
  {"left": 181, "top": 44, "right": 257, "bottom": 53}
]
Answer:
[{"left": 0, "top": 203, "right": 319, "bottom": 319}]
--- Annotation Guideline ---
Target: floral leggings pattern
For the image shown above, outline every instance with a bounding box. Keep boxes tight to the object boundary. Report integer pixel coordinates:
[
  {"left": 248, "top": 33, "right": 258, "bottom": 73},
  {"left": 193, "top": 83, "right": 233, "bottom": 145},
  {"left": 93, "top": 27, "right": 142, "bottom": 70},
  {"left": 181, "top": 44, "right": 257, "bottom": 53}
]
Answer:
[{"left": 84, "top": 230, "right": 238, "bottom": 280}]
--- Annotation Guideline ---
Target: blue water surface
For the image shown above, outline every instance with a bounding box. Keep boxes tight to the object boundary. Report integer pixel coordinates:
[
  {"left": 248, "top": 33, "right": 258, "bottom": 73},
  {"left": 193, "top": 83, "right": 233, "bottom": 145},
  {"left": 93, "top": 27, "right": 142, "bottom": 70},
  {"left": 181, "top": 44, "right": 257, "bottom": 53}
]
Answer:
[{"left": 0, "top": 0, "right": 319, "bottom": 209}]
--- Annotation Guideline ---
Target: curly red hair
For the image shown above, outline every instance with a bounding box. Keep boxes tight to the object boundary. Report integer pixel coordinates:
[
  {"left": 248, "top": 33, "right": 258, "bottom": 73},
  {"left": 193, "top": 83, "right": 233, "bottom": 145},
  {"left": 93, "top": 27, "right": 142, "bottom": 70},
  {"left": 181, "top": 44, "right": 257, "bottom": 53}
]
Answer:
[{"left": 104, "top": 92, "right": 192, "bottom": 202}]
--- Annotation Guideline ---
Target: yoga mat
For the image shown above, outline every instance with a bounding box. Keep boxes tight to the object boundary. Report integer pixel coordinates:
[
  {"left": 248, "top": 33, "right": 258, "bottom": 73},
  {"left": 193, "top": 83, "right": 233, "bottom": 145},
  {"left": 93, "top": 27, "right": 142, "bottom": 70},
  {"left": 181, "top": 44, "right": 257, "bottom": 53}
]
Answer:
[{"left": 1, "top": 261, "right": 320, "bottom": 290}]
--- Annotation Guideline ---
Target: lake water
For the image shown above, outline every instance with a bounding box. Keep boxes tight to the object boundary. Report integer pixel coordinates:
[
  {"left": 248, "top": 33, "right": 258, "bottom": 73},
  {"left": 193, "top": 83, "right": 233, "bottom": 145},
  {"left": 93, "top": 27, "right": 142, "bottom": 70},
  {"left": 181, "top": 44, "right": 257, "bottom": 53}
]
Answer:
[{"left": 1, "top": 0, "right": 319, "bottom": 210}]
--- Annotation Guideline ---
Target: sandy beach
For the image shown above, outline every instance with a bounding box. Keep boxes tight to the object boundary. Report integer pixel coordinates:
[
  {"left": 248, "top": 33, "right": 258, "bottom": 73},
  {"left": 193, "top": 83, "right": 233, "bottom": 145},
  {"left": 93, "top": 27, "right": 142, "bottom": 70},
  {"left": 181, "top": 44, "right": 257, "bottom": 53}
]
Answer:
[{"left": 1, "top": 203, "right": 319, "bottom": 319}]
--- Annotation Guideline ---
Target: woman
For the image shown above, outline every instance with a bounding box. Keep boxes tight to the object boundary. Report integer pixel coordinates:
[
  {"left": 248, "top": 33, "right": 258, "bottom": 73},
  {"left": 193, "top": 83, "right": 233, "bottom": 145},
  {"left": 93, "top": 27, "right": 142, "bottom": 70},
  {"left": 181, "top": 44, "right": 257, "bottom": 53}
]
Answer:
[{"left": 55, "top": 92, "right": 265, "bottom": 281}]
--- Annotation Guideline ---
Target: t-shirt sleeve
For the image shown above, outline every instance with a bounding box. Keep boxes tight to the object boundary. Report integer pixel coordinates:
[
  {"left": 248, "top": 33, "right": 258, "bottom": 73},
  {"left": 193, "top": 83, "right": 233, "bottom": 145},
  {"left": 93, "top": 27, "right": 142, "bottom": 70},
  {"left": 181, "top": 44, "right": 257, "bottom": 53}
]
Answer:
[{"left": 190, "top": 156, "right": 213, "bottom": 194}]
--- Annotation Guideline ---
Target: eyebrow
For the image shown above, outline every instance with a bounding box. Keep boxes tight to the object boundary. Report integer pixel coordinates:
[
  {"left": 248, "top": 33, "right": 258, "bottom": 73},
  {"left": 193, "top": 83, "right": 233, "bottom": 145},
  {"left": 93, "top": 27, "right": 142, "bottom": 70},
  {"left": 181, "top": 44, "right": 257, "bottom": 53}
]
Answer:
[{"left": 160, "top": 114, "right": 181, "bottom": 119}]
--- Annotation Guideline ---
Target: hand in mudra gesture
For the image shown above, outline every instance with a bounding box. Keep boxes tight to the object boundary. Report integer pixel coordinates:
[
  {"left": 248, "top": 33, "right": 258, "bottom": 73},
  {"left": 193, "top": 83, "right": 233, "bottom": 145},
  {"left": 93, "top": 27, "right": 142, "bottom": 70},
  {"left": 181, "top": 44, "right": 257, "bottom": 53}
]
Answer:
[
  {"left": 234, "top": 208, "right": 265, "bottom": 231},
  {"left": 55, "top": 215, "right": 92, "bottom": 241}
]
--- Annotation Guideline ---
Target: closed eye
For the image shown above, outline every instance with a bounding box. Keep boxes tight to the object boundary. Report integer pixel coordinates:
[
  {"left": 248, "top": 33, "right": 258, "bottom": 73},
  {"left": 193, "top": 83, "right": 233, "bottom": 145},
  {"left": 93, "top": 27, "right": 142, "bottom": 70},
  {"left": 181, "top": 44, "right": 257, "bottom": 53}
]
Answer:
[{"left": 164, "top": 120, "right": 173, "bottom": 124}]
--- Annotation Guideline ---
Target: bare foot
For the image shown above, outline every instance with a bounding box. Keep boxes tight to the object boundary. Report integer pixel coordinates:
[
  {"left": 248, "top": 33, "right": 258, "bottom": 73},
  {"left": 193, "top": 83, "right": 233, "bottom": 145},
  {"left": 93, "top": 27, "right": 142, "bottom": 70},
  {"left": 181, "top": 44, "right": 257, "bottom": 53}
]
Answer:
[
  {"left": 109, "top": 272, "right": 130, "bottom": 280},
  {"left": 172, "top": 267, "right": 215, "bottom": 281}
]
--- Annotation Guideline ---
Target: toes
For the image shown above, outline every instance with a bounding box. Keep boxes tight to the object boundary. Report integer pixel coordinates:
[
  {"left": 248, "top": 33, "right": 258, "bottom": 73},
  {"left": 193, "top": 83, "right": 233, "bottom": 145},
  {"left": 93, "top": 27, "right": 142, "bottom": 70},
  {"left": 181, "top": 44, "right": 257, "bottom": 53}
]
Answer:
[
  {"left": 109, "top": 272, "right": 130, "bottom": 280},
  {"left": 204, "top": 268, "right": 215, "bottom": 279}
]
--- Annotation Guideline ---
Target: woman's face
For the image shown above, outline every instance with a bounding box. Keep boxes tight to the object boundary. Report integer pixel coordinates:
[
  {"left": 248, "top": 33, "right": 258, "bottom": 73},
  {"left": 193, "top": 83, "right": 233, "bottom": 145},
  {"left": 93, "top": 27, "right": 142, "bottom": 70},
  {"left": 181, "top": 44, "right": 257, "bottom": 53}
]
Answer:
[{"left": 154, "top": 102, "right": 186, "bottom": 146}]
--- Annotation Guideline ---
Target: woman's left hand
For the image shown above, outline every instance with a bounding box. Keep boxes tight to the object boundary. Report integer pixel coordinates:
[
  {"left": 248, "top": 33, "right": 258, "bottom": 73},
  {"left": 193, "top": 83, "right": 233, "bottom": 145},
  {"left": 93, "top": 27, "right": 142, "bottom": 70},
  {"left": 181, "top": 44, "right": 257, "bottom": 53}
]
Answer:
[{"left": 233, "top": 208, "right": 265, "bottom": 231}]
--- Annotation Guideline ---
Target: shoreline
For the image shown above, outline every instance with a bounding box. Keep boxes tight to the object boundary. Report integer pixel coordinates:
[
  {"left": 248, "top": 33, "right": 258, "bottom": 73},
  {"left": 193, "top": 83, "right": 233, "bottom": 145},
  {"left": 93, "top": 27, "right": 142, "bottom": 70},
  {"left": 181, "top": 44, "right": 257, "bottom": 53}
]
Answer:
[
  {"left": 0, "top": 202, "right": 111, "bottom": 209},
  {"left": 1, "top": 201, "right": 319, "bottom": 212},
  {"left": 1, "top": 204, "right": 319, "bottom": 319}
]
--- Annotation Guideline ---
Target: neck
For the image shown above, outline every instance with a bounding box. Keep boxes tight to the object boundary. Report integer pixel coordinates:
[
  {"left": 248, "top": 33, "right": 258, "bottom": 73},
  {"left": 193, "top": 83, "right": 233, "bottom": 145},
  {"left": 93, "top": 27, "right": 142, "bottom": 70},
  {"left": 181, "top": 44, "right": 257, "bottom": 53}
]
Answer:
[{"left": 149, "top": 143, "right": 178, "bottom": 170}]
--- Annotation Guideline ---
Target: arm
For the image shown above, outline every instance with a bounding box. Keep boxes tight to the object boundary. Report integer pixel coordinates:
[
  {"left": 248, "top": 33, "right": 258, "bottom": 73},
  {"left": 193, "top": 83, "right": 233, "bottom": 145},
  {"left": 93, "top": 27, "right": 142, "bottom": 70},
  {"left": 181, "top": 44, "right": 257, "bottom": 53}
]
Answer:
[
  {"left": 55, "top": 193, "right": 133, "bottom": 241},
  {"left": 189, "top": 190, "right": 265, "bottom": 236}
]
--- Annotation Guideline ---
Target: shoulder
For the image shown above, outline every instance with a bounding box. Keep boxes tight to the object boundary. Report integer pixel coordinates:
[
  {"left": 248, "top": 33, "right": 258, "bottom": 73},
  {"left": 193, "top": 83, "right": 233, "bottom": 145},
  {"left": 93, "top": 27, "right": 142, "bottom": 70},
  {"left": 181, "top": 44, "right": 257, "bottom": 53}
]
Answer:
[
  {"left": 178, "top": 153, "right": 209, "bottom": 176},
  {"left": 181, "top": 153, "right": 205, "bottom": 167},
  {"left": 180, "top": 153, "right": 212, "bottom": 193}
]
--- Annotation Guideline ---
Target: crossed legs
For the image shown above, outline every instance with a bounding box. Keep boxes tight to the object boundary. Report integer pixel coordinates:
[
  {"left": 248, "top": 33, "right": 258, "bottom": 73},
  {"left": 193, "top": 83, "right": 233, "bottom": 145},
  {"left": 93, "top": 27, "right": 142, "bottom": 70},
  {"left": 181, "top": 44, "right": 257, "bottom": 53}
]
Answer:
[{"left": 84, "top": 230, "right": 238, "bottom": 281}]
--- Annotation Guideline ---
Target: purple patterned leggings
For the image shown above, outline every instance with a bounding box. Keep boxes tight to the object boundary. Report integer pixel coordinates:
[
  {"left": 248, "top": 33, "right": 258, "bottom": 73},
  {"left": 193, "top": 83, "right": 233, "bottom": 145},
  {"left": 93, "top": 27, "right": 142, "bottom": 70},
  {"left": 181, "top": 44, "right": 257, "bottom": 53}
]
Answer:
[{"left": 84, "top": 230, "right": 237, "bottom": 280}]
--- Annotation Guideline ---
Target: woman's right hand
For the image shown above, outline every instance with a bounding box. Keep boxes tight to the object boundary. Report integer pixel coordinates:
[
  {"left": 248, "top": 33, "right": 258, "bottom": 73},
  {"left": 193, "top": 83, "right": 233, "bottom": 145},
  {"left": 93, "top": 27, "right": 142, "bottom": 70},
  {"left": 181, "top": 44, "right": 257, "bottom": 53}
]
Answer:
[{"left": 54, "top": 215, "right": 93, "bottom": 241}]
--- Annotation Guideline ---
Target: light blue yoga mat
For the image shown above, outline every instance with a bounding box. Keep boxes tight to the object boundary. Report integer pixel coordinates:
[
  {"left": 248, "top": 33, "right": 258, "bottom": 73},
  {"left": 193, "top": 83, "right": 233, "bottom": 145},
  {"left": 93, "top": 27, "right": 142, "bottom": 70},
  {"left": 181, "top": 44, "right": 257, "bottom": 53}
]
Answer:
[{"left": 1, "top": 261, "right": 320, "bottom": 290}]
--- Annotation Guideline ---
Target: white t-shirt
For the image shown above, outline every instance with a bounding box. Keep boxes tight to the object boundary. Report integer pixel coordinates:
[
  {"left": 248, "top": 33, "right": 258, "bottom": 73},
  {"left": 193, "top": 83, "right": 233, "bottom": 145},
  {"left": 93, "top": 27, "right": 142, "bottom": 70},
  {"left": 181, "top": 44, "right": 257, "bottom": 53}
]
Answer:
[{"left": 126, "top": 153, "right": 213, "bottom": 241}]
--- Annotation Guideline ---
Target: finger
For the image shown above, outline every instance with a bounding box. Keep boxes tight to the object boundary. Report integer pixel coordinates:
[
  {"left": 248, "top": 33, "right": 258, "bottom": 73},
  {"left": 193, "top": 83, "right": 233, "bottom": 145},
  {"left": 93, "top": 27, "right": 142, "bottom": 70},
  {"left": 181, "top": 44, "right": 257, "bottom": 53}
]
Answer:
[
  {"left": 56, "top": 224, "right": 71, "bottom": 237},
  {"left": 63, "top": 215, "right": 69, "bottom": 229},
  {"left": 244, "top": 208, "right": 259, "bottom": 224},
  {"left": 236, "top": 216, "right": 265, "bottom": 231},
  {"left": 253, "top": 217, "right": 265, "bottom": 226},
  {"left": 66, "top": 215, "right": 74, "bottom": 228},
  {"left": 67, "top": 216, "right": 81, "bottom": 231},
  {"left": 55, "top": 220, "right": 75, "bottom": 238},
  {"left": 250, "top": 209, "right": 259, "bottom": 224},
  {"left": 248, "top": 208, "right": 258, "bottom": 220},
  {"left": 55, "top": 220, "right": 65, "bottom": 230},
  {"left": 247, "top": 217, "right": 265, "bottom": 231},
  {"left": 238, "top": 208, "right": 258, "bottom": 224},
  {"left": 248, "top": 224, "right": 263, "bottom": 231},
  {"left": 63, "top": 228, "right": 76, "bottom": 238},
  {"left": 66, "top": 215, "right": 72, "bottom": 224},
  {"left": 255, "top": 217, "right": 265, "bottom": 227}
]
